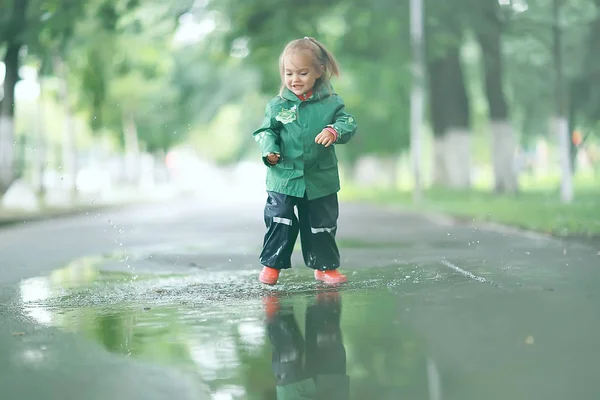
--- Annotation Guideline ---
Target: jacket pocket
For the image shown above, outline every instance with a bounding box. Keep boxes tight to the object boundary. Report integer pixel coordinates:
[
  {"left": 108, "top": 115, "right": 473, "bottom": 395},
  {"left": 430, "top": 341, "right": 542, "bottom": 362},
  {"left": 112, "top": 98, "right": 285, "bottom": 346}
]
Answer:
[
  {"left": 318, "top": 152, "right": 338, "bottom": 169},
  {"left": 276, "top": 160, "right": 294, "bottom": 169}
]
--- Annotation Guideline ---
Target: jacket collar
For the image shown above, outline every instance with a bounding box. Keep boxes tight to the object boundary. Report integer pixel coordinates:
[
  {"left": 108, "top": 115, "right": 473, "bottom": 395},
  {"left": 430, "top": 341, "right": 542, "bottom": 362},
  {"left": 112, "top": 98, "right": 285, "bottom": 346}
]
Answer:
[
  {"left": 296, "top": 90, "right": 313, "bottom": 101},
  {"left": 280, "top": 82, "right": 335, "bottom": 102}
]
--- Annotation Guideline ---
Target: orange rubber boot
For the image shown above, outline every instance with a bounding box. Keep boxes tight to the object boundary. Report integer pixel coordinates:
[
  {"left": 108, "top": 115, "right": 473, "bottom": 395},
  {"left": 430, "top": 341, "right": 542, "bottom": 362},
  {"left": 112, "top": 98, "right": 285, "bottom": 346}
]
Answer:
[
  {"left": 314, "top": 269, "right": 347, "bottom": 284},
  {"left": 259, "top": 266, "right": 280, "bottom": 285}
]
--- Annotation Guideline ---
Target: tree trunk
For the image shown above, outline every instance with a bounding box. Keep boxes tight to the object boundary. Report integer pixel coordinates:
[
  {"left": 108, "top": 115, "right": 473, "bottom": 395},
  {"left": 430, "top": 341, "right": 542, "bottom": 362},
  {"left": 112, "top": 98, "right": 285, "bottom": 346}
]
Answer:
[
  {"left": 0, "top": 44, "right": 21, "bottom": 195},
  {"left": 427, "top": 57, "right": 448, "bottom": 186},
  {"left": 54, "top": 56, "right": 78, "bottom": 199},
  {"left": 123, "top": 110, "right": 140, "bottom": 184},
  {"left": 553, "top": 0, "right": 573, "bottom": 203},
  {"left": 0, "top": 0, "right": 28, "bottom": 196},
  {"left": 388, "top": 156, "right": 399, "bottom": 188},
  {"left": 442, "top": 47, "right": 471, "bottom": 189},
  {"left": 32, "top": 74, "right": 47, "bottom": 201},
  {"left": 476, "top": 2, "right": 518, "bottom": 194},
  {"left": 568, "top": 80, "right": 578, "bottom": 175},
  {"left": 410, "top": 0, "right": 425, "bottom": 202}
]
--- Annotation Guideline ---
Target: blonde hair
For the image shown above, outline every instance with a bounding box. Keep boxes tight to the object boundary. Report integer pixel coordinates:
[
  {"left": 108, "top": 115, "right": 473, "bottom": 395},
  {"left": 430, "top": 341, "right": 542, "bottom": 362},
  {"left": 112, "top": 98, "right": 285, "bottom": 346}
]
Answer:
[{"left": 278, "top": 37, "right": 340, "bottom": 95}]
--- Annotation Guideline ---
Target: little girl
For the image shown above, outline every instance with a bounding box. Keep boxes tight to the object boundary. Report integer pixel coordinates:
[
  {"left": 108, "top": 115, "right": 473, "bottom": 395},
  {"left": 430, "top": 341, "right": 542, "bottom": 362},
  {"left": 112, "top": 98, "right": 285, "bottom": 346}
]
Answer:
[{"left": 252, "top": 37, "right": 357, "bottom": 285}]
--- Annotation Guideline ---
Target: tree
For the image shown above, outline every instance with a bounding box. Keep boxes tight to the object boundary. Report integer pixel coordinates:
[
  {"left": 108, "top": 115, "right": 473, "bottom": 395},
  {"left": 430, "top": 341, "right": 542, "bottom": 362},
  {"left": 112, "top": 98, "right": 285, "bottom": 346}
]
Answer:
[
  {"left": 473, "top": 0, "right": 519, "bottom": 194},
  {"left": 335, "top": 0, "right": 412, "bottom": 177},
  {"left": 425, "top": 0, "right": 472, "bottom": 189},
  {"left": 0, "top": 0, "right": 29, "bottom": 195},
  {"left": 503, "top": 0, "right": 595, "bottom": 197},
  {"left": 0, "top": 0, "right": 90, "bottom": 195}
]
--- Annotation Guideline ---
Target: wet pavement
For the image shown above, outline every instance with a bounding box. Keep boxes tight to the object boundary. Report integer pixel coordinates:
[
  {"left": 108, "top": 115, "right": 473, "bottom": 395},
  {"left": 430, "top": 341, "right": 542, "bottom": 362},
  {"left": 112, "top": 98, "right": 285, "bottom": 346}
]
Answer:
[{"left": 1, "top": 192, "right": 599, "bottom": 400}]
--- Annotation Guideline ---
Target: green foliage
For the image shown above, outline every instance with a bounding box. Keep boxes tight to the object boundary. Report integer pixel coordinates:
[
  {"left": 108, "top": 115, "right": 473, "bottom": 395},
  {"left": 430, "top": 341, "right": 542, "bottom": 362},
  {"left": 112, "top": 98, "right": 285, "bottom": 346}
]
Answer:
[
  {"left": 4, "top": 0, "right": 600, "bottom": 164},
  {"left": 502, "top": 0, "right": 598, "bottom": 142},
  {"left": 64, "top": 0, "right": 195, "bottom": 150}
]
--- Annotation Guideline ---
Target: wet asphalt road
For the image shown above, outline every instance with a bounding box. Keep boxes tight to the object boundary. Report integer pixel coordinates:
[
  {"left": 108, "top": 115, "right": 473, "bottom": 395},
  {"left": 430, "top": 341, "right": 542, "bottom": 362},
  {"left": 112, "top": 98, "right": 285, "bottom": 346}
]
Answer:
[{"left": 1, "top": 190, "right": 599, "bottom": 400}]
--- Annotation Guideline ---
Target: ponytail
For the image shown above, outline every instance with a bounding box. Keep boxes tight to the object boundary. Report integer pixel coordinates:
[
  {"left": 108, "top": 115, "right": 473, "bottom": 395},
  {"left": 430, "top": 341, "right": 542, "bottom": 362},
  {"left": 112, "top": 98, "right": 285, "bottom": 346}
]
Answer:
[{"left": 304, "top": 36, "right": 340, "bottom": 79}]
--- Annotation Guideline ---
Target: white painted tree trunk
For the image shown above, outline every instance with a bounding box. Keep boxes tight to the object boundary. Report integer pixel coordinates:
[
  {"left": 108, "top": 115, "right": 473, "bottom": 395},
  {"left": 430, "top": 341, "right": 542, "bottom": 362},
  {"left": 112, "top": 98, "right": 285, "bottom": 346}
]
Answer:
[
  {"left": 0, "top": 115, "right": 15, "bottom": 193},
  {"left": 386, "top": 156, "right": 399, "bottom": 188},
  {"left": 61, "top": 108, "right": 76, "bottom": 195},
  {"left": 491, "top": 120, "right": 518, "bottom": 193},
  {"left": 410, "top": 0, "right": 424, "bottom": 202},
  {"left": 123, "top": 111, "right": 140, "bottom": 184},
  {"left": 55, "top": 56, "right": 77, "bottom": 198},
  {"left": 31, "top": 80, "right": 46, "bottom": 200},
  {"left": 554, "top": 116, "right": 573, "bottom": 203},
  {"left": 432, "top": 135, "right": 448, "bottom": 185},
  {"left": 444, "top": 128, "right": 471, "bottom": 188}
]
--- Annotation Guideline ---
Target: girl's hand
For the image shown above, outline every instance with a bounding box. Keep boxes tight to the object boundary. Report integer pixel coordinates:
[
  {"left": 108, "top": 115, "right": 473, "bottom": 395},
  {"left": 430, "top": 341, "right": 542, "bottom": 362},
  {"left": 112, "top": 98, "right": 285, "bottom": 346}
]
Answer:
[
  {"left": 266, "top": 153, "right": 281, "bottom": 164},
  {"left": 315, "top": 129, "right": 336, "bottom": 147}
]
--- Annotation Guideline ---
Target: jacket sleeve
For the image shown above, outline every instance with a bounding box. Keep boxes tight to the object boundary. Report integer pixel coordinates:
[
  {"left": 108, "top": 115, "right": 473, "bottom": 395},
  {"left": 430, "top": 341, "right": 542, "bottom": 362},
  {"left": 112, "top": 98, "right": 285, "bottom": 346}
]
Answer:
[
  {"left": 330, "top": 96, "right": 357, "bottom": 145},
  {"left": 253, "top": 101, "right": 281, "bottom": 166}
]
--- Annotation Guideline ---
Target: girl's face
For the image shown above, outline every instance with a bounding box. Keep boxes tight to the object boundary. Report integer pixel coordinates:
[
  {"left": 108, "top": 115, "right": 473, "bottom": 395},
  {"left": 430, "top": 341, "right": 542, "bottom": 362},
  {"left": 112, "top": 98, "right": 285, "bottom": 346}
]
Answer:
[{"left": 283, "top": 50, "right": 322, "bottom": 96}]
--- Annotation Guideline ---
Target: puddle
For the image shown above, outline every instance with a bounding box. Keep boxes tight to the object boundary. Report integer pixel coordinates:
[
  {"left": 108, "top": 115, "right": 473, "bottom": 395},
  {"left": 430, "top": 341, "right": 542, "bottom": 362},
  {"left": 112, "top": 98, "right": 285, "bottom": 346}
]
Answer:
[
  {"left": 5, "top": 256, "right": 455, "bottom": 399},
  {"left": 18, "top": 287, "right": 436, "bottom": 398},
  {"left": 9, "top": 247, "right": 598, "bottom": 400},
  {"left": 5, "top": 252, "right": 599, "bottom": 400}
]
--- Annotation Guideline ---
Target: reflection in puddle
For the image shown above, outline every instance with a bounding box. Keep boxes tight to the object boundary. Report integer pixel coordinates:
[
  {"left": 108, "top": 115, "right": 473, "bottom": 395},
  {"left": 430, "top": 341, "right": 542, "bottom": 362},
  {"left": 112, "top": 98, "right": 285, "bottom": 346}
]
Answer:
[
  {"left": 16, "top": 262, "right": 442, "bottom": 399},
  {"left": 265, "top": 290, "right": 349, "bottom": 399}
]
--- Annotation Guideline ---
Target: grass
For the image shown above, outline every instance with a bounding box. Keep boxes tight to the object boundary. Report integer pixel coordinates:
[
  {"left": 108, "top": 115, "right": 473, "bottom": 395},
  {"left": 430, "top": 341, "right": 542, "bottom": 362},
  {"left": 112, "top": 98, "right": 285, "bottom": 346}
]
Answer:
[{"left": 341, "top": 177, "right": 600, "bottom": 238}]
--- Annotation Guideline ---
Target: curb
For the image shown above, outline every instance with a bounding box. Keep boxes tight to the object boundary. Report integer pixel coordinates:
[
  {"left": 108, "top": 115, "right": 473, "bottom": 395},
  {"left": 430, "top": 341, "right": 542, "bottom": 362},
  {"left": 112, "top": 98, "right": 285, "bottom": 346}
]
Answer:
[
  {"left": 0, "top": 193, "right": 179, "bottom": 228},
  {"left": 0, "top": 203, "right": 134, "bottom": 228},
  {"left": 345, "top": 199, "right": 600, "bottom": 249}
]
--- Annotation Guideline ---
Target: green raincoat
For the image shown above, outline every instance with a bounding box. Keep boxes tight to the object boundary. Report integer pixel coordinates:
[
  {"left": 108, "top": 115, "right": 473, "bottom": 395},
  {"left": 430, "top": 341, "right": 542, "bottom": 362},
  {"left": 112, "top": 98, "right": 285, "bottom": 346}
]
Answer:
[{"left": 252, "top": 84, "right": 357, "bottom": 200}]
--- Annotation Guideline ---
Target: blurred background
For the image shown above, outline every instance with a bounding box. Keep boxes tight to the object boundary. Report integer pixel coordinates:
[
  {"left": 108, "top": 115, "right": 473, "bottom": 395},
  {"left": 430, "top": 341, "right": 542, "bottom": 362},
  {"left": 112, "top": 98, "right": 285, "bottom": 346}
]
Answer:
[{"left": 0, "top": 0, "right": 598, "bottom": 235}]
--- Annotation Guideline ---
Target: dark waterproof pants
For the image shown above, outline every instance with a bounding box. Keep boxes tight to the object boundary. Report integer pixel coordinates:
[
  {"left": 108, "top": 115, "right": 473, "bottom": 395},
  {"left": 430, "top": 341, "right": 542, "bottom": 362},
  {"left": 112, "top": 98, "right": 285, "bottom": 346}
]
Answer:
[{"left": 260, "top": 191, "right": 340, "bottom": 271}]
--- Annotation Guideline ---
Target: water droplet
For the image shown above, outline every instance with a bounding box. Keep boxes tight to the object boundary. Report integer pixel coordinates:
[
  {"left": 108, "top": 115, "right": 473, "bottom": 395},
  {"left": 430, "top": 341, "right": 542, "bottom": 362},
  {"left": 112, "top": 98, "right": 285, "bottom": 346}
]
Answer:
[{"left": 525, "top": 336, "right": 535, "bottom": 345}]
